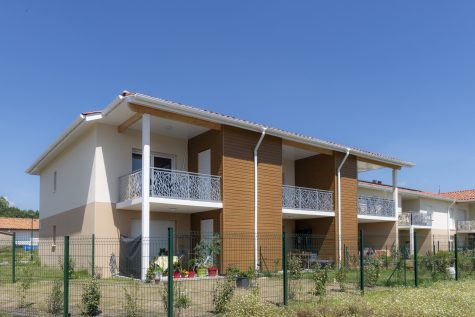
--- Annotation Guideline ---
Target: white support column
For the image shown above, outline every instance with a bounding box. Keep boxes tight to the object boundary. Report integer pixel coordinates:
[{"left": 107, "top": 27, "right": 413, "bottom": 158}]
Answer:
[
  {"left": 392, "top": 169, "right": 399, "bottom": 249},
  {"left": 409, "top": 226, "right": 415, "bottom": 255},
  {"left": 141, "top": 114, "right": 151, "bottom": 281}
]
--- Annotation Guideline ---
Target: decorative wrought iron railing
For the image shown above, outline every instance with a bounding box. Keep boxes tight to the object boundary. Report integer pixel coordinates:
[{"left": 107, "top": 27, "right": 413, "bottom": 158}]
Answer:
[
  {"left": 119, "top": 168, "right": 221, "bottom": 202},
  {"left": 457, "top": 220, "right": 475, "bottom": 232},
  {"left": 358, "top": 195, "right": 395, "bottom": 217},
  {"left": 282, "top": 185, "right": 334, "bottom": 212},
  {"left": 398, "top": 212, "right": 432, "bottom": 227},
  {"left": 119, "top": 170, "right": 142, "bottom": 201}
]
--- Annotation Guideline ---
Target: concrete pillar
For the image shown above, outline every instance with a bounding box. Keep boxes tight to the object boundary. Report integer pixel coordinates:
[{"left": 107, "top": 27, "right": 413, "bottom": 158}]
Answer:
[{"left": 141, "top": 114, "right": 151, "bottom": 281}]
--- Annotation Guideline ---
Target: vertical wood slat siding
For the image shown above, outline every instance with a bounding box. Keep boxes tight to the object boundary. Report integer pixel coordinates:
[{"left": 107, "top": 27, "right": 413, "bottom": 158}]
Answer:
[
  {"left": 187, "top": 129, "right": 223, "bottom": 177},
  {"left": 335, "top": 153, "right": 358, "bottom": 260},
  {"left": 221, "top": 126, "right": 282, "bottom": 270}
]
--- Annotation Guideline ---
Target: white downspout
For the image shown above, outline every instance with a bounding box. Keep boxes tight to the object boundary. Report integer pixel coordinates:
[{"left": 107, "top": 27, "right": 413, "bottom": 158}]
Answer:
[
  {"left": 337, "top": 148, "right": 350, "bottom": 267},
  {"left": 448, "top": 200, "right": 456, "bottom": 249},
  {"left": 254, "top": 127, "right": 267, "bottom": 270}
]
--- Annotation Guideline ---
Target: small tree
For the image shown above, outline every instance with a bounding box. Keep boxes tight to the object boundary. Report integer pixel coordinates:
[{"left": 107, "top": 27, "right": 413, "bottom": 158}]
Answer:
[
  {"left": 123, "top": 281, "right": 141, "bottom": 317},
  {"left": 17, "top": 266, "right": 33, "bottom": 308},
  {"left": 81, "top": 278, "right": 101, "bottom": 316},
  {"left": 46, "top": 280, "right": 63, "bottom": 315}
]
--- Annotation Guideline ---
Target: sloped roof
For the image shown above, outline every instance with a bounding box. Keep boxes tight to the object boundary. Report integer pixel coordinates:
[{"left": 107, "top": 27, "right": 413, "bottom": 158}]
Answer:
[
  {"left": 0, "top": 218, "right": 39, "bottom": 230},
  {"left": 439, "top": 189, "right": 475, "bottom": 201}
]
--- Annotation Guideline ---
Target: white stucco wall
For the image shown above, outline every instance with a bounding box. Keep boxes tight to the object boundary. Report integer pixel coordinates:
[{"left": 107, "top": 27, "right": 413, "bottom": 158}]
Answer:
[
  {"left": 94, "top": 123, "right": 188, "bottom": 203},
  {"left": 39, "top": 128, "right": 97, "bottom": 218}
]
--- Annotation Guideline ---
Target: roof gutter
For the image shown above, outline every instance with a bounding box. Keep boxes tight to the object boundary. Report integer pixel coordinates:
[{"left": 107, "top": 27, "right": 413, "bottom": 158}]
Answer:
[{"left": 337, "top": 148, "right": 350, "bottom": 268}]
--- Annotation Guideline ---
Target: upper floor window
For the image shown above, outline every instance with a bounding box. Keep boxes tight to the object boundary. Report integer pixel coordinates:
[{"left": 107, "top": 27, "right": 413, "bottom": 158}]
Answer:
[
  {"left": 132, "top": 151, "right": 175, "bottom": 172},
  {"left": 53, "top": 171, "right": 57, "bottom": 193}
]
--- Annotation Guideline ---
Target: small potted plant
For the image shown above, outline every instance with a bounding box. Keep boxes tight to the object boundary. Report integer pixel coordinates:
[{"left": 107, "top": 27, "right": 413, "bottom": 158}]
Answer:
[
  {"left": 154, "top": 266, "right": 164, "bottom": 284},
  {"left": 236, "top": 268, "right": 254, "bottom": 289},
  {"left": 173, "top": 262, "right": 182, "bottom": 279},
  {"left": 197, "top": 265, "right": 207, "bottom": 278},
  {"left": 187, "top": 259, "right": 196, "bottom": 278},
  {"left": 180, "top": 268, "right": 189, "bottom": 278},
  {"left": 207, "top": 234, "right": 221, "bottom": 277}
]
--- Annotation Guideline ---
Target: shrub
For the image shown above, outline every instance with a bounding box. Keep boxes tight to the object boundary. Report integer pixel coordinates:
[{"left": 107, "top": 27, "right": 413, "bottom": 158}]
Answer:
[
  {"left": 17, "top": 266, "right": 33, "bottom": 308},
  {"left": 312, "top": 265, "right": 328, "bottom": 296},
  {"left": 80, "top": 278, "right": 101, "bottom": 316},
  {"left": 123, "top": 281, "right": 141, "bottom": 317},
  {"left": 59, "top": 256, "right": 76, "bottom": 279},
  {"left": 335, "top": 266, "right": 347, "bottom": 292},
  {"left": 288, "top": 256, "right": 302, "bottom": 300},
  {"left": 364, "top": 256, "right": 381, "bottom": 287},
  {"left": 46, "top": 280, "right": 63, "bottom": 315},
  {"left": 213, "top": 268, "right": 236, "bottom": 314},
  {"left": 161, "top": 282, "right": 191, "bottom": 317},
  {"left": 222, "top": 291, "right": 273, "bottom": 317}
]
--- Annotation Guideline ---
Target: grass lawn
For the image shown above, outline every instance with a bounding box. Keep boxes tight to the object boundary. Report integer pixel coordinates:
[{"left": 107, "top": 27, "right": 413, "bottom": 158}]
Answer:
[{"left": 283, "top": 279, "right": 475, "bottom": 317}]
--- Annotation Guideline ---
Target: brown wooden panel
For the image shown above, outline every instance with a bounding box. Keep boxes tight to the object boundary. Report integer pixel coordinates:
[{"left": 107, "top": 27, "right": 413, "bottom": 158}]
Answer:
[
  {"left": 295, "top": 154, "right": 335, "bottom": 191},
  {"left": 187, "top": 129, "right": 223, "bottom": 177}
]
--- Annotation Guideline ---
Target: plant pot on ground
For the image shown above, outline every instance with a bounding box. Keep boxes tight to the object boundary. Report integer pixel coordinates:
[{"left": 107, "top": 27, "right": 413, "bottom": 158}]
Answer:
[
  {"left": 197, "top": 267, "right": 207, "bottom": 278},
  {"left": 208, "top": 267, "right": 218, "bottom": 277}
]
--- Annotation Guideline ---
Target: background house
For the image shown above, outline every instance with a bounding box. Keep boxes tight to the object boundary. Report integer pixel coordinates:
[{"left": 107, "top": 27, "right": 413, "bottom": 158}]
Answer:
[{"left": 0, "top": 217, "right": 39, "bottom": 246}]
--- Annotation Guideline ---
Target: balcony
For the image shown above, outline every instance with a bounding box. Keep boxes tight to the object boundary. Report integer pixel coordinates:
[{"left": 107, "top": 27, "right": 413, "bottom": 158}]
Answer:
[
  {"left": 398, "top": 212, "right": 432, "bottom": 227},
  {"left": 282, "top": 185, "right": 334, "bottom": 219},
  {"left": 117, "top": 168, "right": 222, "bottom": 212},
  {"left": 358, "top": 196, "right": 395, "bottom": 220},
  {"left": 457, "top": 220, "right": 475, "bottom": 233}
]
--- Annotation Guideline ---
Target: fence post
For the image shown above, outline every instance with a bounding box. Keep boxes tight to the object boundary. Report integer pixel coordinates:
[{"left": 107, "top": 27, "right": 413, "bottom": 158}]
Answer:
[
  {"left": 455, "top": 234, "right": 458, "bottom": 281},
  {"left": 64, "top": 236, "right": 70, "bottom": 317},
  {"left": 359, "top": 230, "right": 364, "bottom": 294},
  {"left": 282, "top": 232, "right": 288, "bottom": 306},
  {"left": 167, "top": 228, "right": 174, "bottom": 317},
  {"left": 414, "top": 231, "right": 418, "bottom": 287},
  {"left": 12, "top": 232, "right": 16, "bottom": 284},
  {"left": 91, "top": 234, "right": 95, "bottom": 277}
]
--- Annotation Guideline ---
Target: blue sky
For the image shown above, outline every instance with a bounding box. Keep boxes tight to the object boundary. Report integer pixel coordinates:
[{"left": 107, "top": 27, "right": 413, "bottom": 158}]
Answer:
[{"left": 1, "top": 1, "right": 474, "bottom": 210}]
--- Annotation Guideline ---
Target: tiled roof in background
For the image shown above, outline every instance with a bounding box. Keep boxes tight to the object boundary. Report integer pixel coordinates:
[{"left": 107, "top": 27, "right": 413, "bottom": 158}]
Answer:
[{"left": 0, "top": 218, "right": 39, "bottom": 230}]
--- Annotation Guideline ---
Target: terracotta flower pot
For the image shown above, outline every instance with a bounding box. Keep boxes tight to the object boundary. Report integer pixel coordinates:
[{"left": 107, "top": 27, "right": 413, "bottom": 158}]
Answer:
[
  {"left": 188, "top": 271, "right": 195, "bottom": 278},
  {"left": 208, "top": 267, "right": 218, "bottom": 277},
  {"left": 173, "top": 271, "right": 182, "bottom": 279}
]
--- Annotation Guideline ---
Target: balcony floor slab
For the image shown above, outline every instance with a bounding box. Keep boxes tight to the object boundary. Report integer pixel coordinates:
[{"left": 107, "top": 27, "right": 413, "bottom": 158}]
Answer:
[
  {"left": 117, "top": 197, "right": 223, "bottom": 213},
  {"left": 357, "top": 215, "right": 397, "bottom": 223},
  {"left": 282, "top": 209, "right": 335, "bottom": 219}
]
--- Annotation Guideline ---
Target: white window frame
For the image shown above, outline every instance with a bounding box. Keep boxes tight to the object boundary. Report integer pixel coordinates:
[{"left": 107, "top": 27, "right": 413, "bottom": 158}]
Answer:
[{"left": 132, "top": 149, "right": 177, "bottom": 170}]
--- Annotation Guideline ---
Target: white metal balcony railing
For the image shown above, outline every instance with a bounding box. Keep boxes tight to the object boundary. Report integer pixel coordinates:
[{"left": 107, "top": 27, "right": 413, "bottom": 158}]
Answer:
[
  {"left": 457, "top": 220, "right": 475, "bottom": 232},
  {"left": 119, "top": 168, "right": 221, "bottom": 203},
  {"left": 358, "top": 195, "right": 395, "bottom": 218},
  {"left": 282, "top": 185, "right": 334, "bottom": 212},
  {"left": 398, "top": 212, "right": 432, "bottom": 227}
]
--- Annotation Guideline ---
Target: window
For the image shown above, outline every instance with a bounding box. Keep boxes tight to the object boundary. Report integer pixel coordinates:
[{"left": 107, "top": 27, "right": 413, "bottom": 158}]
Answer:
[
  {"left": 131, "top": 151, "right": 175, "bottom": 171},
  {"left": 53, "top": 171, "right": 57, "bottom": 193},
  {"left": 52, "top": 225, "right": 56, "bottom": 244}
]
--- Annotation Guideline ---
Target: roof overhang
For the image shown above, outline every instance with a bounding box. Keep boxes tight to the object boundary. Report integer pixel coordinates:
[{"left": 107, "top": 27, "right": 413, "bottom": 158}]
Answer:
[{"left": 27, "top": 93, "right": 415, "bottom": 175}]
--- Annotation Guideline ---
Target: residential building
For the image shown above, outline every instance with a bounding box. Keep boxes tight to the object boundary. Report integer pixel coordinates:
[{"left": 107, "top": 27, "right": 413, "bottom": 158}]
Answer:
[
  {"left": 359, "top": 181, "right": 475, "bottom": 254},
  {"left": 27, "top": 91, "right": 414, "bottom": 279},
  {"left": 0, "top": 217, "right": 39, "bottom": 246}
]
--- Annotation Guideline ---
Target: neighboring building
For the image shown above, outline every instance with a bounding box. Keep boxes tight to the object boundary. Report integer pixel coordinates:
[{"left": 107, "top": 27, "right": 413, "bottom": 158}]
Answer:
[
  {"left": 27, "top": 91, "right": 415, "bottom": 279},
  {"left": 359, "top": 181, "right": 475, "bottom": 254},
  {"left": 0, "top": 217, "right": 39, "bottom": 246}
]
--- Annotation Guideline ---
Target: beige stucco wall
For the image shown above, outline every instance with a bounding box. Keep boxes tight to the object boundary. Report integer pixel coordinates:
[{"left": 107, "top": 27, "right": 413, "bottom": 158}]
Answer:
[
  {"left": 94, "top": 123, "right": 189, "bottom": 204},
  {"left": 40, "top": 128, "right": 97, "bottom": 219}
]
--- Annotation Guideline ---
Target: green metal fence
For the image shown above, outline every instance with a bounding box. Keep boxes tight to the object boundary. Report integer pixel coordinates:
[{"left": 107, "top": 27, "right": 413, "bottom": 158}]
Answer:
[{"left": 0, "top": 231, "right": 473, "bottom": 316}]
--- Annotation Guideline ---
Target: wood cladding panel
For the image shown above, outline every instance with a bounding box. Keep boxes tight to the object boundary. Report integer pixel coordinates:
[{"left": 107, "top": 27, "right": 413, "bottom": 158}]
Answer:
[
  {"left": 335, "top": 153, "right": 358, "bottom": 259},
  {"left": 221, "top": 126, "right": 282, "bottom": 269},
  {"left": 187, "top": 130, "right": 223, "bottom": 177},
  {"left": 296, "top": 217, "right": 336, "bottom": 260},
  {"left": 295, "top": 154, "right": 335, "bottom": 191}
]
